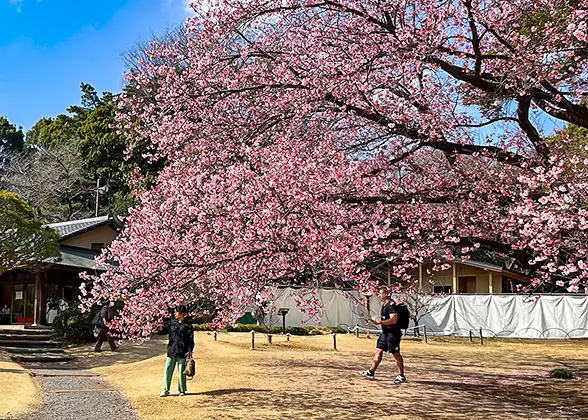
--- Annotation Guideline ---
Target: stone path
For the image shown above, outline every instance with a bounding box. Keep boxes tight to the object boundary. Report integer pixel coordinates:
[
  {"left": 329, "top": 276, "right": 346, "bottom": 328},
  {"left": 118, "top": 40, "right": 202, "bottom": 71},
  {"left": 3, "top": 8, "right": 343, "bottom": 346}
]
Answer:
[{"left": 21, "top": 365, "right": 139, "bottom": 420}]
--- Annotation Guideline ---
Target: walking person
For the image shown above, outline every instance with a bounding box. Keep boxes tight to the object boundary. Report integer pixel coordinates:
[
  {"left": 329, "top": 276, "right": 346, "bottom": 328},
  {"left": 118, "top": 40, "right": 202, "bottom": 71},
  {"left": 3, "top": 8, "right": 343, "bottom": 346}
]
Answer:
[
  {"left": 360, "top": 286, "right": 407, "bottom": 383},
  {"left": 160, "top": 306, "right": 194, "bottom": 397},
  {"left": 1, "top": 304, "right": 10, "bottom": 324},
  {"left": 93, "top": 304, "right": 118, "bottom": 352}
]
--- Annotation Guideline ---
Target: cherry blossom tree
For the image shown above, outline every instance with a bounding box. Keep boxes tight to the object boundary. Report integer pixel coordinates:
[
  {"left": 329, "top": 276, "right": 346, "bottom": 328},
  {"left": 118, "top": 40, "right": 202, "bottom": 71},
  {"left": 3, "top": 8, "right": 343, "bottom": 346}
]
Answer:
[{"left": 81, "top": 0, "right": 588, "bottom": 340}]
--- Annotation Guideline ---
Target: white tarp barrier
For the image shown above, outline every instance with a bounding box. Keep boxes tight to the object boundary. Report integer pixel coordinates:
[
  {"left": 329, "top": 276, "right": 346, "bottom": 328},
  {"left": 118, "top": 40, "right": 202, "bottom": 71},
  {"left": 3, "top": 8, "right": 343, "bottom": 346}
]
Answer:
[
  {"left": 421, "top": 294, "right": 588, "bottom": 338},
  {"left": 266, "top": 289, "right": 588, "bottom": 338},
  {"left": 268, "top": 288, "right": 370, "bottom": 328}
]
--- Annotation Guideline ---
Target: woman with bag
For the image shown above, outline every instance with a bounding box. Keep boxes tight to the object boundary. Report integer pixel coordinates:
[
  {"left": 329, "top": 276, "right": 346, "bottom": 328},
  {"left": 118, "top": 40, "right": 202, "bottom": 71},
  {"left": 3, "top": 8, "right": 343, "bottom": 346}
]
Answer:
[{"left": 160, "top": 306, "right": 195, "bottom": 397}]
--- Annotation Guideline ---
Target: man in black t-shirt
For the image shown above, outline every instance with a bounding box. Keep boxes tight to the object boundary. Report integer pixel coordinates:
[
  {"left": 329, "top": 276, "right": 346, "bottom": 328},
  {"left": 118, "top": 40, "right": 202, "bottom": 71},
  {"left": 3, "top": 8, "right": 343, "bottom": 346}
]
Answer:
[{"left": 359, "top": 286, "right": 406, "bottom": 383}]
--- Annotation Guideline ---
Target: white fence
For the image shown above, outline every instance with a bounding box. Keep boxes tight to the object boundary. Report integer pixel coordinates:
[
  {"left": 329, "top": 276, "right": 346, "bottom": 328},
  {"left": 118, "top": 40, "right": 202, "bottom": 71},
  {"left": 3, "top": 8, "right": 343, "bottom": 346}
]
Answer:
[{"left": 265, "top": 288, "right": 588, "bottom": 339}]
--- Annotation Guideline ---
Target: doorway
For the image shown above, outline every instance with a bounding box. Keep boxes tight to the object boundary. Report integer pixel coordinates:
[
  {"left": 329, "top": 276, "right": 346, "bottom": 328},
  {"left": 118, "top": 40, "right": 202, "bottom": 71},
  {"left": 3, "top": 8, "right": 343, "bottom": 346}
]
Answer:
[
  {"left": 458, "top": 276, "right": 477, "bottom": 294},
  {"left": 12, "top": 283, "right": 35, "bottom": 324}
]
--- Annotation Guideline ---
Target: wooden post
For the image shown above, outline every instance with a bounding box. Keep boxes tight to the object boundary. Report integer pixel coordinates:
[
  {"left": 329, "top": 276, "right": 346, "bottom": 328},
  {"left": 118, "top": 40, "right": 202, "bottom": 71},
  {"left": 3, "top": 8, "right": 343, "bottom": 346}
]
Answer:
[
  {"left": 452, "top": 263, "right": 458, "bottom": 294},
  {"left": 333, "top": 333, "right": 337, "bottom": 351},
  {"left": 480, "top": 328, "right": 484, "bottom": 345},
  {"left": 33, "top": 271, "right": 45, "bottom": 326},
  {"left": 423, "top": 325, "right": 428, "bottom": 344},
  {"left": 286, "top": 333, "right": 291, "bottom": 342},
  {"left": 251, "top": 331, "right": 255, "bottom": 349},
  {"left": 488, "top": 272, "right": 494, "bottom": 294},
  {"left": 469, "top": 330, "right": 473, "bottom": 342},
  {"left": 213, "top": 331, "right": 217, "bottom": 341},
  {"left": 366, "top": 295, "right": 371, "bottom": 339},
  {"left": 356, "top": 326, "right": 360, "bottom": 338},
  {"left": 418, "top": 263, "right": 423, "bottom": 291},
  {"left": 267, "top": 334, "right": 272, "bottom": 344}
]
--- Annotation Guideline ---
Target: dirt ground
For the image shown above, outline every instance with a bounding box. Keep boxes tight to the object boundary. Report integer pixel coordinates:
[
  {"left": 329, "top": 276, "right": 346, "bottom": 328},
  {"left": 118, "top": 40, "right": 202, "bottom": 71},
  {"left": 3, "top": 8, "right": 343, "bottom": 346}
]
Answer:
[
  {"left": 0, "top": 352, "right": 41, "bottom": 419},
  {"left": 69, "top": 333, "right": 588, "bottom": 420}
]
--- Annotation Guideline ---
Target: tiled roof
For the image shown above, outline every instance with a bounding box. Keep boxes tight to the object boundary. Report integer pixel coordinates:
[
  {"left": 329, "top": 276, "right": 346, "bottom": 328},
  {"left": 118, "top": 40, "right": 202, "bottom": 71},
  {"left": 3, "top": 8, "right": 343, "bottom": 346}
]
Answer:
[
  {"left": 45, "top": 216, "right": 111, "bottom": 239},
  {"left": 44, "top": 245, "right": 106, "bottom": 270}
]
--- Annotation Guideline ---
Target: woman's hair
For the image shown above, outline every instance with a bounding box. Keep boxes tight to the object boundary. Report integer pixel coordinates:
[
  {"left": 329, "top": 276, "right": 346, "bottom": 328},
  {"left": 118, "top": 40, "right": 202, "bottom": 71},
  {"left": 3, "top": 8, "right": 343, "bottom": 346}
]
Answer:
[{"left": 175, "top": 305, "right": 187, "bottom": 314}]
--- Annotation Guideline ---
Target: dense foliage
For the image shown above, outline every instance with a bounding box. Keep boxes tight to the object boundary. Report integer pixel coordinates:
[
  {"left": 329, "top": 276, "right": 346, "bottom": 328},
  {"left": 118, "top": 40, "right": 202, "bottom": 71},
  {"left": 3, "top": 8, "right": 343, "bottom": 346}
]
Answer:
[
  {"left": 80, "top": 0, "right": 588, "bottom": 340},
  {"left": 0, "top": 190, "right": 60, "bottom": 273},
  {"left": 51, "top": 303, "right": 96, "bottom": 344}
]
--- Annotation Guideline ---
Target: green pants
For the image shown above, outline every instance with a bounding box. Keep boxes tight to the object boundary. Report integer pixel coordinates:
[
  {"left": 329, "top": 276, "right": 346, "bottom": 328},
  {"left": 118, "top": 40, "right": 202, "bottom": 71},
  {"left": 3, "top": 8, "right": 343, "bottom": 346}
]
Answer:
[{"left": 163, "top": 357, "right": 187, "bottom": 393}]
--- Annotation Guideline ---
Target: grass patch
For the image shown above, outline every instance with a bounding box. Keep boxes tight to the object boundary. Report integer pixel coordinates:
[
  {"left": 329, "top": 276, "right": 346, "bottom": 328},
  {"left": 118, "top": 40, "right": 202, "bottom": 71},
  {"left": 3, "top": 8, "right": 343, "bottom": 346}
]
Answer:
[
  {"left": 550, "top": 368, "right": 575, "bottom": 379},
  {"left": 0, "top": 354, "right": 41, "bottom": 418}
]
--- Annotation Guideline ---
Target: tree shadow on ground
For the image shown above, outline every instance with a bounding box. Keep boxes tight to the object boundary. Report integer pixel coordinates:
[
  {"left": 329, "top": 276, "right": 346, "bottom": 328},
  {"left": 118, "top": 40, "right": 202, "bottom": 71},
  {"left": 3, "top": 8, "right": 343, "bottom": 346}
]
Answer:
[
  {"left": 66, "top": 335, "right": 169, "bottom": 369},
  {"left": 61, "top": 334, "right": 588, "bottom": 420},
  {"left": 235, "top": 351, "right": 588, "bottom": 420}
]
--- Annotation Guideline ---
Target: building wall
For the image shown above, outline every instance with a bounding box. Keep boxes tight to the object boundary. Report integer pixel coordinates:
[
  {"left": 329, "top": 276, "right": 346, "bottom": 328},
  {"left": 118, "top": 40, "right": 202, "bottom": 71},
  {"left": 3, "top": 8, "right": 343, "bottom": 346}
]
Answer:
[
  {"left": 418, "top": 263, "right": 504, "bottom": 294},
  {"left": 61, "top": 225, "right": 117, "bottom": 249}
]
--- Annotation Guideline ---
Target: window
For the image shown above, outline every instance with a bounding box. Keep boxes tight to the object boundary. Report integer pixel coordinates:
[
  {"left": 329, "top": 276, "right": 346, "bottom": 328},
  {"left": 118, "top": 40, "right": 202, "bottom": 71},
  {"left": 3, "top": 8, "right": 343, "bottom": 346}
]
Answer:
[
  {"left": 91, "top": 243, "right": 104, "bottom": 251},
  {"left": 434, "top": 285, "right": 452, "bottom": 294}
]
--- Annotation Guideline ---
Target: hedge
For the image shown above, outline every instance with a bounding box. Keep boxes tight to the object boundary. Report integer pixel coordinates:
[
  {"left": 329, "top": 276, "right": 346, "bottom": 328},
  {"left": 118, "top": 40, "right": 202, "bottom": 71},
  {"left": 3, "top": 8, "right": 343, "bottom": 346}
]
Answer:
[{"left": 192, "top": 323, "right": 347, "bottom": 335}]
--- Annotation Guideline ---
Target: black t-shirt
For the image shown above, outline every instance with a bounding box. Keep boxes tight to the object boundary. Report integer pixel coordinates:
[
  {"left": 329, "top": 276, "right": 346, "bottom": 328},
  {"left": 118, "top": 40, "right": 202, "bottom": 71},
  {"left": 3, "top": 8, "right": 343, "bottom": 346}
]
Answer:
[{"left": 381, "top": 301, "right": 401, "bottom": 337}]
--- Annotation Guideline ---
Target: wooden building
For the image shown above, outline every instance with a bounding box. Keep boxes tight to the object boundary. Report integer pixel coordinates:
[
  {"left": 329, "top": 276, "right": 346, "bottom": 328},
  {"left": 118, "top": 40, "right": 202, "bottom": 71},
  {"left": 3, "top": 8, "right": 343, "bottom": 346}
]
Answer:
[{"left": 0, "top": 216, "right": 121, "bottom": 325}]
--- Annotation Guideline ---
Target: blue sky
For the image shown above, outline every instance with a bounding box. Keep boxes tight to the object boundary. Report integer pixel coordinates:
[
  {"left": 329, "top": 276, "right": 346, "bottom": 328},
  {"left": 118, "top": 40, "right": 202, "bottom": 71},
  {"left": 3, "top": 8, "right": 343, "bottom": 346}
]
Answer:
[{"left": 0, "top": 0, "right": 191, "bottom": 132}]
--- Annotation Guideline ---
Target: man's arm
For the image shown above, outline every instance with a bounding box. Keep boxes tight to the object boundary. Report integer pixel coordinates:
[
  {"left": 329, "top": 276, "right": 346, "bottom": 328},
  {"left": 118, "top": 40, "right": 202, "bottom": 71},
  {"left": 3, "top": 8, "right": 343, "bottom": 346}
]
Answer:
[
  {"left": 158, "top": 319, "right": 171, "bottom": 334},
  {"left": 373, "top": 313, "right": 398, "bottom": 326}
]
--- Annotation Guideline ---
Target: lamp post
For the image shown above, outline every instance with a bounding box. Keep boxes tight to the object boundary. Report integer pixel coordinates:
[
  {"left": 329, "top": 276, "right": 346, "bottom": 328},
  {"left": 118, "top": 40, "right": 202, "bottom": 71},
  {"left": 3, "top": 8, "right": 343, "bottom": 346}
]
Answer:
[
  {"left": 95, "top": 178, "right": 109, "bottom": 217},
  {"left": 277, "top": 308, "right": 289, "bottom": 334}
]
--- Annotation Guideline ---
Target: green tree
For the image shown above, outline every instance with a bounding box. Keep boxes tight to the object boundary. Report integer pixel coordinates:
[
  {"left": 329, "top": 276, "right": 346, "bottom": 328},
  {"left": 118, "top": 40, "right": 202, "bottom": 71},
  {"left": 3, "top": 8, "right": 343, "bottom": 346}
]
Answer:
[
  {"left": 24, "top": 83, "right": 104, "bottom": 149},
  {"left": 0, "top": 116, "right": 25, "bottom": 167},
  {"left": 25, "top": 115, "right": 77, "bottom": 149},
  {"left": 0, "top": 190, "right": 60, "bottom": 273},
  {"left": 24, "top": 82, "right": 166, "bottom": 218}
]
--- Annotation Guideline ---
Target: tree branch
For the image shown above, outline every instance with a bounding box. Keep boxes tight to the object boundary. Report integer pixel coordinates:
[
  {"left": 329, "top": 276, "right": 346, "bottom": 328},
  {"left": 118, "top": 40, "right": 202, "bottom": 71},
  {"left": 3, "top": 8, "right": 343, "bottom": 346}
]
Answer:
[{"left": 516, "top": 96, "right": 550, "bottom": 161}]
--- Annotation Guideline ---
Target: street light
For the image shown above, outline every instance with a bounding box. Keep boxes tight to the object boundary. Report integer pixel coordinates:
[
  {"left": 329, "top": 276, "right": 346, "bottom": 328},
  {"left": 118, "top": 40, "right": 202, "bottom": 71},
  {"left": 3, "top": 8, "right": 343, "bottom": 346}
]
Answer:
[
  {"left": 277, "top": 308, "right": 289, "bottom": 334},
  {"left": 95, "top": 178, "right": 109, "bottom": 217}
]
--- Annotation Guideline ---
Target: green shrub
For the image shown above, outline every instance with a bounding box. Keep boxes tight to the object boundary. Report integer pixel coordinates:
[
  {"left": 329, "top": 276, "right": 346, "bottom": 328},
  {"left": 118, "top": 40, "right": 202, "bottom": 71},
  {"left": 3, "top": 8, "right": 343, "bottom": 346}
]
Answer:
[
  {"left": 550, "top": 368, "right": 574, "bottom": 379},
  {"left": 191, "top": 323, "right": 348, "bottom": 336},
  {"left": 52, "top": 303, "right": 96, "bottom": 344}
]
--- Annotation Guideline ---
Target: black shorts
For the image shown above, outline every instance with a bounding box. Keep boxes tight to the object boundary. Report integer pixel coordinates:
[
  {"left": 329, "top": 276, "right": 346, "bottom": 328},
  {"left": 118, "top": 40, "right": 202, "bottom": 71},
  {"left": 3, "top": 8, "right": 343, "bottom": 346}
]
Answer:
[{"left": 376, "top": 333, "right": 401, "bottom": 354}]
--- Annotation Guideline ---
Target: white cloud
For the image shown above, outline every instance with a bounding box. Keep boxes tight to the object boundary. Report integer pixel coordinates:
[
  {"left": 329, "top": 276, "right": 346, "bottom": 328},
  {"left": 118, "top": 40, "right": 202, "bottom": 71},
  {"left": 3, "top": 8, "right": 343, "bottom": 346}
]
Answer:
[
  {"left": 8, "top": 0, "right": 24, "bottom": 12},
  {"left": 165, "top": 0, "right": 210, "bottom": 15},
  {"left": 8, "top": 0, "right": 39, "bottom": 12}
]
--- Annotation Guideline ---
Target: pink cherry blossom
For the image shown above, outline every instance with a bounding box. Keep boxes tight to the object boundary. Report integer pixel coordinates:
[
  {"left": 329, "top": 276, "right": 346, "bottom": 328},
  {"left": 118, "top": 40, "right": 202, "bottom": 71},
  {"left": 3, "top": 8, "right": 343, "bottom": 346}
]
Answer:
[{"left": 81, "top": 0, "right": 588, "bottom": 340}]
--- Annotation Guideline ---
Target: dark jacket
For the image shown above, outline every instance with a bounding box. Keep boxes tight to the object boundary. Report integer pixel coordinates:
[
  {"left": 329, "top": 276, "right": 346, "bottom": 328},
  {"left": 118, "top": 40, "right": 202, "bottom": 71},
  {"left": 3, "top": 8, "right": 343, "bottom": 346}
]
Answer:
[{"left": 163, "top": 319, "right": 194, "bottom": 358}]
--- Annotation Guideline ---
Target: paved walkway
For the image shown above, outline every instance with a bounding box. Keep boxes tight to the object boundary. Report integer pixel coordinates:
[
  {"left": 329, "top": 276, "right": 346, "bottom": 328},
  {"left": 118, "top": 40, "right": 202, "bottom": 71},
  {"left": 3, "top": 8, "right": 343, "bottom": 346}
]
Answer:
[{"left": 21, "top": 365, "right": 139, "bottom": 420}]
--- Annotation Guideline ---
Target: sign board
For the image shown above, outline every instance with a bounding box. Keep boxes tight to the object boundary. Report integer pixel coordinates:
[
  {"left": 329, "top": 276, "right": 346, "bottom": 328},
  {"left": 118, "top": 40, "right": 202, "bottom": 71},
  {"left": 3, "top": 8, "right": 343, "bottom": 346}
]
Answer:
[{"left": 15, "top": 291, "right": 23, "bottom": 300}]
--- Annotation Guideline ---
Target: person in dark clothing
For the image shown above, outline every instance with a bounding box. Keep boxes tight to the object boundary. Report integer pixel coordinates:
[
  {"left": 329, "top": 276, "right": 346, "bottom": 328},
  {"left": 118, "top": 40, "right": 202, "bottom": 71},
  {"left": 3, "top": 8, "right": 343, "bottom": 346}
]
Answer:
[
  {"left": 360, "top": 286, "right": 406, "bottom": 383},
  {"left": 1, "top": 305, "right": 10, "bottom": 324},
  {"left": 93, "top": 305, "right": 118, "bottom": 352},
  {"left": 160, "top": 306, "right": 194, "bottom": 397}
]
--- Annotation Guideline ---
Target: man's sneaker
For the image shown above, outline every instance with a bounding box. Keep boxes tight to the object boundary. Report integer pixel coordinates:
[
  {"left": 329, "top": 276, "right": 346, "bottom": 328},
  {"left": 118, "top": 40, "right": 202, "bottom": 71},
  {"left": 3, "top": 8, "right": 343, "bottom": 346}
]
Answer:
[
  {"left": 359, "top": 370, "right": 375, "bottom": 380},
  {"left": 179, "top": 392, "right": 186, "bottom": 396},
  {"left": 394, "top": 375, "right": 407, "bottom": 384},
  {"left": 159, "top": 390, "right": 170, "bottom": 397}
]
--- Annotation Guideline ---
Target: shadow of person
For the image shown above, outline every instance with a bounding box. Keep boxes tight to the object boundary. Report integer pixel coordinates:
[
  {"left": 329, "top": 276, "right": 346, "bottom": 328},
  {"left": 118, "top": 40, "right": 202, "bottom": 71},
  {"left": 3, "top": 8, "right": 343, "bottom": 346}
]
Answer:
[{"left": 192, "top": 388, "right": 270, "bottom": 396}]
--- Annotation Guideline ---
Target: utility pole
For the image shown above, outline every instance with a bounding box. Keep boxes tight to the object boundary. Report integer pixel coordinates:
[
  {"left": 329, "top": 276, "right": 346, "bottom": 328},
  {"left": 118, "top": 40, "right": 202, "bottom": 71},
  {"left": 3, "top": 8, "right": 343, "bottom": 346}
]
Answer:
[{"left": 95, "top": 178, "right": 100, "bottom": 217}]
